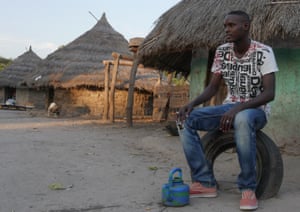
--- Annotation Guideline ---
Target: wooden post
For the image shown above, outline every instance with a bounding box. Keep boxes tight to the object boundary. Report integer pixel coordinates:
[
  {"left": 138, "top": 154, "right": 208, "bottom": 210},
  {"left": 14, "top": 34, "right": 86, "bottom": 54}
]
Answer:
[
  {"left": 126, "top": 54, "right": 139, "bottom": 127},
  {"left": 112, "top": 52, "right": 133, "bottom": 61},
  {"left": 126, "top": 37, "right": 144, "bottom": 127},
  {"left": 167, "top": 72, "right": 174, "bottom": 84},
  {"left": 109, "top": 54, "right": 120, "bottom": 123},
  {"left": 103, "top": 62, "right": 111, "bottom": 121},
  {"left": 103, "top": 59, "right": 144, "bottom": 67}
]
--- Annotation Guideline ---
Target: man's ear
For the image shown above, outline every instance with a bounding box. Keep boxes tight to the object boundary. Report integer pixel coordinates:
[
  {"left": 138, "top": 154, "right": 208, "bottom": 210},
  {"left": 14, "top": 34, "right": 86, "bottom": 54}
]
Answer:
[{"left": 243, "top": 22, "right": 250, "bottom": 31}]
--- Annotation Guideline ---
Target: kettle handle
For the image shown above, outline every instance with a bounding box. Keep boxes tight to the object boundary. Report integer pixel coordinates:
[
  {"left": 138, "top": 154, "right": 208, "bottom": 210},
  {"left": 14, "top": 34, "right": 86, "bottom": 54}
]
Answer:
[{"left": 168, "top": 167, "right": 183, "bottom": 185}]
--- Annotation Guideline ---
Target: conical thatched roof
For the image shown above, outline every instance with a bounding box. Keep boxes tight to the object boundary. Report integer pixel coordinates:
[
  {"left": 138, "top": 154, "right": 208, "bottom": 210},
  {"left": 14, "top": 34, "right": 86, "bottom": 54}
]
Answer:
[
  {"left": 26, "top": 13, "right": 133, "bottom": 89},
  {"left": 0, "top": 47, "right": 42, "bottom": 87},
  {"left": 139, "top": 0, "right": 300, "bottom": 73}
]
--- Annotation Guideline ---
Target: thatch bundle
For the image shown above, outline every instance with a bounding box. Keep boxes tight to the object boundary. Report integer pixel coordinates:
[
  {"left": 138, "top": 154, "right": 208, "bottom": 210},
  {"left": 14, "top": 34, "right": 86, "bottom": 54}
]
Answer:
[
  {"left": 139, "top": 0, "right": 300, "bottom": 73},
  {"left": 0, "top": 47, "right": 41, "bottom": 87}
]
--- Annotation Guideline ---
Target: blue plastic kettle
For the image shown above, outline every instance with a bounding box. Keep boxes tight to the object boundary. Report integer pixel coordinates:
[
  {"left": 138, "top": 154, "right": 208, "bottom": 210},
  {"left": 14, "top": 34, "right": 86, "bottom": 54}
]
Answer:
[{"left": 162, "top": 167, "right": 190, "bottom": 207}]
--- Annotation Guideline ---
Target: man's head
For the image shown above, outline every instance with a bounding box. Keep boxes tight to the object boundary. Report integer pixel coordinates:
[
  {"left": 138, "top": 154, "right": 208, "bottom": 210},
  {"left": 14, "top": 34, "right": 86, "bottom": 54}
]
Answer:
[{"left": 224, "top": 10, "right": 251, "bottom": 43}]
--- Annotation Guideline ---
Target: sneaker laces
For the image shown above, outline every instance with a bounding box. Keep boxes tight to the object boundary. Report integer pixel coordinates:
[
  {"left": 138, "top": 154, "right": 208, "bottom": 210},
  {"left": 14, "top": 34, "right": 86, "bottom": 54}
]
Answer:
[{"left": 242, "top": 190, "right": 256, "bottom": 200}]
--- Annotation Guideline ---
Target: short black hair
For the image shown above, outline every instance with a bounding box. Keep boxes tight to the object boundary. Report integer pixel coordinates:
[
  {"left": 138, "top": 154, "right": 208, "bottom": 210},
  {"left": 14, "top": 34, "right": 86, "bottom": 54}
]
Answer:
[{"left": 227, "top": 10, "right": 251, "bottom": 23}]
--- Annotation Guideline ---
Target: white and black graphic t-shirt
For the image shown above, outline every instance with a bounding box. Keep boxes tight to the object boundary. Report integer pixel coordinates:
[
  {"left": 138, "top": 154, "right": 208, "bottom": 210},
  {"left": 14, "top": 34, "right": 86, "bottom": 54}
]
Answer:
[{"left": 211, "top": 40, "right": 279, "bottom": 113}]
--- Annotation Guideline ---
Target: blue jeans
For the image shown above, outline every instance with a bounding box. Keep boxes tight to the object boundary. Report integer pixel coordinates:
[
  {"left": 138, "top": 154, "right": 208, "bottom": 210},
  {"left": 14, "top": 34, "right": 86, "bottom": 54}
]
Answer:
[{"left": 179, "top": 104, "right": 267, "bottom": 191}]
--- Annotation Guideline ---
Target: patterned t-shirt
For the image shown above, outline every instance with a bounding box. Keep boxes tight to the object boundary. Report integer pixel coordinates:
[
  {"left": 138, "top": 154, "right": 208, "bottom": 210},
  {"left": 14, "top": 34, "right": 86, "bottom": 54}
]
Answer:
[{"left": 211, "top": 40, "right": 279, "bottom": 113}]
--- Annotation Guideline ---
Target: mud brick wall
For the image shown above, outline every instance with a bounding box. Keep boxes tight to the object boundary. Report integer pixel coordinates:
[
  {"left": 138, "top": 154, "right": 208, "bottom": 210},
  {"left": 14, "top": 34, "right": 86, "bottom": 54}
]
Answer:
[
  {"left": 15, "top": 88, "right": 29, "bottom": 106},
  {"left": 16, "top": 88, "right": 46, "bottom": 109},
  {"left": 152, "top": 85, "right": 189, "bottom": 121},
  {"left": 0, "top": 88, "right": 4, "bottom": 103},
  {"left": 54, "top": 88, "right": 153, "bottom": 118},
  {"left": 113, "top": 90, "right": 153, "bottom": 118},
  {"left": 168, "top": 85, "right": 189, "bottom": 120}
]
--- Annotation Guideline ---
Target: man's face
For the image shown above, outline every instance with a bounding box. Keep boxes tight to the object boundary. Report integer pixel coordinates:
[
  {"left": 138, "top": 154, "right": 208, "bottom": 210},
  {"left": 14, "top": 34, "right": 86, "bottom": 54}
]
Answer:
[{"left": 224, "top": 14, "right": 249, "bottom": 43}]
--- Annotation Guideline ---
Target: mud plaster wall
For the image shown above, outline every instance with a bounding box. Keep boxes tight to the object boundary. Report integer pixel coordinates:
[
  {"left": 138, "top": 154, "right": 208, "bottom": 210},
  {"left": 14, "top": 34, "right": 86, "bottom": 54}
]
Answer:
[
  {"left": 263, "top": 48, "right": 300, "bottom": 154},
  {"left": 16, "top": 88, "right": 46, "bottom": 109},
  {"left": 53, "top": 88, "right": 153, "bottom": 118},
  {"left": 0, "top": 88, "right": 4, "bottom": 103}
]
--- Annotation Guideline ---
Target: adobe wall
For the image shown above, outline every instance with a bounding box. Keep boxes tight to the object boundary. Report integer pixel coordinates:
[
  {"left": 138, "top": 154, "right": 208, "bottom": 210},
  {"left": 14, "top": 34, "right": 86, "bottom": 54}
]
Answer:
[
  {"left": 0, "top": 88, "right": 4, "bottom": 103},
  {"left": 53, "top": 88, "right": 153, "bottom": 118},
  {"left": 16, "top": 88, "right": 47, "bottom": 109}
]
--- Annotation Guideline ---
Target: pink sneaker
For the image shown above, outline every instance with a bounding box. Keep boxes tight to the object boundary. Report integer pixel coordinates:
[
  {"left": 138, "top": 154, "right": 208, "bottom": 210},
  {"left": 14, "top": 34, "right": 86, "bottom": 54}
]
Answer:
[
  {"left": 189, "top": 182, "right": 217, "bottom": 198},
  {"left": 240, "top": 190, "right": 258, "bottom": 210}
]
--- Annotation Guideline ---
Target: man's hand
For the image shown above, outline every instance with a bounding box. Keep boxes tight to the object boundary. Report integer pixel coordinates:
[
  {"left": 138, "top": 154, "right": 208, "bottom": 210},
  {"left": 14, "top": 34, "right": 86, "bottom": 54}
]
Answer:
[
  {"left": 178, "top": 103, "right": 194, "bottom": 122},
  {"left": 177, "top": 73, "right": 221, "bottom": 123},
  {"left": 219, "top": 105, "right": 241, "bottom": 132}
]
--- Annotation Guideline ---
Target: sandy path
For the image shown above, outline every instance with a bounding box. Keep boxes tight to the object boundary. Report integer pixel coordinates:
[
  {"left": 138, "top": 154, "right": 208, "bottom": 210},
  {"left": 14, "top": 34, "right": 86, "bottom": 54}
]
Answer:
[{"left": 0, "top": 110, "right": 299, "bottom": 212}]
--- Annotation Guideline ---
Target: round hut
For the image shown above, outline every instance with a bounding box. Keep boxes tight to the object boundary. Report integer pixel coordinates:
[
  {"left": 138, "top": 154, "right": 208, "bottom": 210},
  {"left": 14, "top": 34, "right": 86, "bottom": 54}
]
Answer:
[
  {"left": 0, "top": 47, "right": 42, "bottom": 107},
  {"left": 26, "top": 13, "right": 161, "bottom": 118},
  {"left": 138, "top": 0, "right": 300, "bottom": 153}
]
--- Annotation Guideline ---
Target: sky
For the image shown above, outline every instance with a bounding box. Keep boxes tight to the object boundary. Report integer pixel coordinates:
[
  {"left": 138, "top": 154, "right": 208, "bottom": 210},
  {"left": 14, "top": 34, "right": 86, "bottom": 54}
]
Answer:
[{"left": 0, "top": 0, "right": 181, "bottom": 59}]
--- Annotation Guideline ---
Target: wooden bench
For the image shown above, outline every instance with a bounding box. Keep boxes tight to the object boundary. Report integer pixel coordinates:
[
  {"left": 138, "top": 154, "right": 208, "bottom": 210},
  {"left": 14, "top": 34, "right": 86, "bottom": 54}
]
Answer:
[{"left": 0, "top": 104, "right": 34, "bottom": 111}]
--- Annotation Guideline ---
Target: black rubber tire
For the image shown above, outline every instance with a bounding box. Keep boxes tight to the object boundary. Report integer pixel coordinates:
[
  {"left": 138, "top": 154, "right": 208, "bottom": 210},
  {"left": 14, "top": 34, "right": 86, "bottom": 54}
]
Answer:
[
  {"left": 202, "top": 130, "right": 284, "bottom": 199},
  {"left": 165, "top": 121, "right": 179, "bottom": 136}
]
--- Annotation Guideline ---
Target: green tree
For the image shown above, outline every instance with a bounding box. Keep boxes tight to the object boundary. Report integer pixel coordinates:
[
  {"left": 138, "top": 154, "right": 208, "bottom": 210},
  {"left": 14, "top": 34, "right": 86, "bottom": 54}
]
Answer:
[{"left": 0, "top": 56, "right": 12, "bottom": 71}]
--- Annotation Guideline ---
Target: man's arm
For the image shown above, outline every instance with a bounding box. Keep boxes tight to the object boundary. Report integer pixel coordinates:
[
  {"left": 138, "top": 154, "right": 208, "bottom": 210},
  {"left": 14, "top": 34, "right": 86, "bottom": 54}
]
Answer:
[
  {"left": 220, "top": 72, "right": 276, "bottom": 131},
  {"left": 178, "top": 73, "right": 222, "bottom": 121},
  {"left": 190, "top": 73, "right": 222, "bottom": 106},
  {"left": 239, "top": 72, "right": 276, "bottom": 108}
]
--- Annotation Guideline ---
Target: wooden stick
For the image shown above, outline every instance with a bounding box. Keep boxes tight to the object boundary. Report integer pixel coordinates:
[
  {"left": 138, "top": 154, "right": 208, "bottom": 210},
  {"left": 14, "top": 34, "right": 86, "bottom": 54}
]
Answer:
[
  {"left": 112, "top": 52, "right": 133, "bottom": 61},
  {"left": 103, "top": 59, "right": 144, "bottom": 67},
  {"left": 103, "top": 63, "right": 110, "bottom": 121},
  {"left": 126, "top": 53, "right": 139, "bottom": 127},
  {"left": 109, "top": 53, "right": 120, "bottom": 123},
  {"left": 266, "top": 1, "right": 300, "bottom": 4},
  {"left": 102, "top": 60, "right": 113, "bottom": 65}
]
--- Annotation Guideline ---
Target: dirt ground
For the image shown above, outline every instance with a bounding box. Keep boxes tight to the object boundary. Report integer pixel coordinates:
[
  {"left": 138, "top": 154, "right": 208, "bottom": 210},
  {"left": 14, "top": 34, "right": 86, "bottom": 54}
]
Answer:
[{"left": 0, "top": 109, "right": 299, "bottom": 212}]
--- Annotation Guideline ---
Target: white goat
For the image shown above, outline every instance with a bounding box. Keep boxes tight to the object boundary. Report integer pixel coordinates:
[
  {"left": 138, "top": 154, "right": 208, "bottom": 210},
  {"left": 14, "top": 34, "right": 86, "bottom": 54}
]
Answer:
[{"left": 48, "top": 102, "right": 60, "bottom": 117}]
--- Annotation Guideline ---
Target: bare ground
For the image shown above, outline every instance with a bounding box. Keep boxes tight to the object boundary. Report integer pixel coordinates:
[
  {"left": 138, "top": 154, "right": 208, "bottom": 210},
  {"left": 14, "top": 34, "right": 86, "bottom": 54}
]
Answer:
[{"left": 0, "top": 110, "right": 299, "bottom": 212}]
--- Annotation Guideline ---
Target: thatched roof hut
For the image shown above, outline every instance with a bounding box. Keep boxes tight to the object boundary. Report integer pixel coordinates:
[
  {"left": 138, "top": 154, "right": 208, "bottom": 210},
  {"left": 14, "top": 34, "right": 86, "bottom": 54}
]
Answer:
[
  {"left": 0, "top": 47, "right": 41, "bottom": 87},
  {"left": 139, "top": 0, "right": 300, "bottom": 153},
  {"left": 26, "top": 13, "right": 160, "bottom": 90},
  {"left": 138, "top": 0, "right": 300, "bottom": 73}
]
